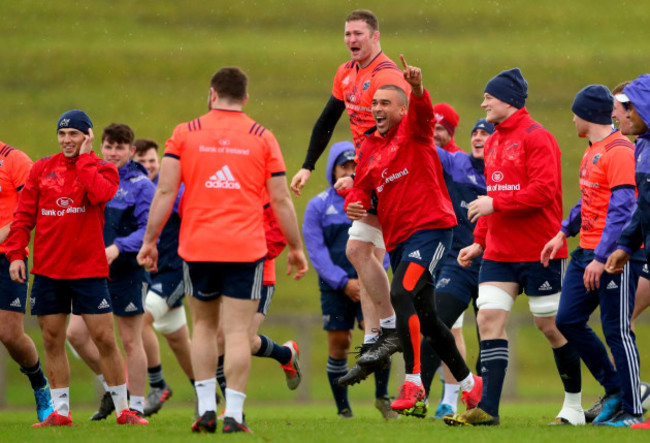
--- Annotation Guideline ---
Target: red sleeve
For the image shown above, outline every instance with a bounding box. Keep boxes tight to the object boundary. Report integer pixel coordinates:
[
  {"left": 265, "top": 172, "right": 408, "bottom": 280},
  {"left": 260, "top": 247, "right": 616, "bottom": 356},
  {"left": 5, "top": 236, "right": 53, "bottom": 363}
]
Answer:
[
  {"left": 492, "top": 130, "right": 560, "bottom": 213},
  {"left": 5, "top": 161, "right": 41, "bottom": 262},
  {"left": 473, "top": 215, "right": 488, "bottom": 249},
  {"left": 75, "top": 153, "right": 119, "bottom": 205},
  {"left": 264, "top": 204, "right": 287, "bottom": 260},
  {"left": 407, "top": 89, "right": 434, "bottom": 144},
  {"left": 9, "top": 150, "right": 33, "bottom": 190}
]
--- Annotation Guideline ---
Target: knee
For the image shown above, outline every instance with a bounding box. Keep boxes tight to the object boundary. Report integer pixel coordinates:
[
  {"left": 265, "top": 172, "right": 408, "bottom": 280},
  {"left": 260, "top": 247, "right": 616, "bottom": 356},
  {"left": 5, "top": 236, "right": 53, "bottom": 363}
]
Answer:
[
  {"left": 346, "top": 241, "right": 366, "bottom": 266},
  {"left": 534, "top": 317, "right": 561, "bottom": 340},
  {"left": 91, "top": 329, "right": 118, "bottom": 353}
]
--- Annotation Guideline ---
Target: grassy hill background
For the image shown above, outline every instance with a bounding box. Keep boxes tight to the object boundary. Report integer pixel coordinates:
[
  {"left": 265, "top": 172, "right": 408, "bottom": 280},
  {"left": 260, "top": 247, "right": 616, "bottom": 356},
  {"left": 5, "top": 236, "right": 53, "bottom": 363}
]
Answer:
[{"left": 1, "top": 0, "right": 649, "bottom": 413}]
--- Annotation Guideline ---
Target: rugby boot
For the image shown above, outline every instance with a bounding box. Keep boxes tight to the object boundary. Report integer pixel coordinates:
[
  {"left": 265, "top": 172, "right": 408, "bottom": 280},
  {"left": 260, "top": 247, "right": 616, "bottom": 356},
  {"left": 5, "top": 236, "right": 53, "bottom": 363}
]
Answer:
[
  {"left": 443, "top": 407, "right": 500, "bottom": 426},
  {"left": 280, "top": 340, "right": 302, "bottom": 390},
  {"left": 584, "top": 396, "right": 603, "bottom": 423},
  {"left": 192, "top": 410, "right": 217, "bottom": 433},
  {"left": 596, "top": 409, "right": 644, "bottom": 427},
  {"left": 592, "top": 391, "right": 621, "bottom": 424},
  {"left": 117, "top": 409, "right": 149, "bottom": 425},
  {"left": 550, "top": 405, "right": 585, "bottom": 426},
  {"left": 391, "top": 381, "right": 427, "bottom": 418},
  {"left": 432, "top": 403, "right": 454, "bottom": 420},
  {"left": 33, "top": 381, "right": 54, "bottom": 422},
  {"left": 222, "top": 416, "right": 253, "bottom": 433},
  {"left": 460, "top": 374, "right": 483, "bottom": 410},
  {"left": 357, "top": 328, "right": 402, "bottom": 370},
  {"left": 90, "top": 391, "right": 115, "bottom": 421},
  {"left": 32, "top": 411, "right": 73, "bottom": 427},
  {"left": 631, "top": 416, "right": 650, "bottom": 429},
  {"left": 375, "top": 396, "right": 399, "bottom": 420},
  {"left": 143, "top": 382, "right": 173, "bottom": 417}
]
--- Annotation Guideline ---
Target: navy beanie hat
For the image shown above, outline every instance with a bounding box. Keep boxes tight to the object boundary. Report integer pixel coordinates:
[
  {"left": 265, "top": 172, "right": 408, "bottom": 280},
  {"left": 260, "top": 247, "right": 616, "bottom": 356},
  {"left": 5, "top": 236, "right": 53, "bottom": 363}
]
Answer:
[
  {"left": 484, "top": 68, "right": 528, "bottom": 109},
  {"left": 57, "top": 109, "right": 93, "bottom": 134},
  {"left": 471, "top": 118, "right": 495, "bottom": 135},
  {"left": 571, "top": 85, "right": 613, "bottom": 125}
]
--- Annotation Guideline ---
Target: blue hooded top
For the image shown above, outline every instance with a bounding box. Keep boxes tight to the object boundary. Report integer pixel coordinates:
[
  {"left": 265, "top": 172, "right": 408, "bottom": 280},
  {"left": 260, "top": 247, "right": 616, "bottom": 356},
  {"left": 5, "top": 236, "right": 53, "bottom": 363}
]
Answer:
[
  {"left": 617, "top": 74, "right": 650, "bottom": 259},
  {"left": 435, "top": 147, "right": 486, "bottom": 272},
  {"left": 302, "top": 141, "right": 389, "bottom": 292},
  {"left": 104, "top": 160, "right": 156, "bottom": 274}
]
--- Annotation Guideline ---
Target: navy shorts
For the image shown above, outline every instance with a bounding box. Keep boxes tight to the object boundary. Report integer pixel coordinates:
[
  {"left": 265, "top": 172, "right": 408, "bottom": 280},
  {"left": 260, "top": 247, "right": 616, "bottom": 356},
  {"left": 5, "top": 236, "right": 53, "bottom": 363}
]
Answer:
[
  {"left": 30, "top": 275, "right": 113, "bottom": 315},
  {"left": 184, "top": 258, "right": 264, "bottom": 302},
  {"left": 108, "top": 268, "right": 146, "bottom": 317},
  {"left": 640, "top": 262, "right": 650, "bottom": 281},
  {"left": 320, "top": 288, "right": 363, "bottom": 331},
  {"left": 147, "top": 268, "right": 184, "bottom": 309},
  {"left": 434, "top": 260, "right": 479, "bottom": 305},
  {"left": 388, "top": 228, "right": 453, "bottom": 276},
  {"left": 479, "top": 258, "right": 566, "bottom": 296},
  {"left": 257, "top": 285, "right": 274, "bottom": 315},
  {"left": 0, "top": 255, "right": 29, "bottom": 313}
]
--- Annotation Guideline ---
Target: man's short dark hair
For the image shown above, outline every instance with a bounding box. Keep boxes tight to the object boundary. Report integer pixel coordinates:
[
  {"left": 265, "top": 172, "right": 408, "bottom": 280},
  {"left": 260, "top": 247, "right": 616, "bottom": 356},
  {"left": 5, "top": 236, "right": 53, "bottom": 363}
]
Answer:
[
  {"left": 210, "top": 67, "right": 248, "bottom": 103},
  {"left": 134, "top": 138, "right": 159, "bottom": 156},
  {"left": 377, "top": 84, "right": 407, "bottom": 106},
  {"left": 346, "top": 10, "right": 379, "bottom": 32},
  {"left": 102, "top": 123, "right": 134, "bottom": 145}
]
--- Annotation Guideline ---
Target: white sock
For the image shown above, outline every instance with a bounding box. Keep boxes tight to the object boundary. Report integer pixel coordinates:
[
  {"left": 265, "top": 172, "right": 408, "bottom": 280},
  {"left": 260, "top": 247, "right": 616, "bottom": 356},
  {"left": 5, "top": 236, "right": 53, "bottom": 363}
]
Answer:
[
  {"left": 442, "top": 383, "right": 460, "bottom": 412},
  {"left": 404, "top": 374, "right": 422, "bottom": 385},
  {"left": 195, "top": 378, "right": 217, "bottom": 416},
  {"left": 563, "top": 391, "right": 583, "bottom": 410},
  {"left": 97, "top": 374, "right": 109, "bottom": 392},
  {"left": 224, "top": 388, "right": 247, "bottom": 423},
  {"left": 130, "top": 395, "right": 145, "bottom": 413},
  {"left": 51, "top": 387, "right": 70, "bottom": 416},
  {"left": 109, "top": 384, "right": 128, "bottom": 417},
  {"left": 380, "top": 316, "right": 396, "bottom": 329},
  {"left": 459, "top": 373, "right": 475, "bottom": 392},
  {"left": 364, "top": 334, "right": 379, "bottom": 344},
  {"left": 435, "top": 364, "right": 445, "bottom": 382}
]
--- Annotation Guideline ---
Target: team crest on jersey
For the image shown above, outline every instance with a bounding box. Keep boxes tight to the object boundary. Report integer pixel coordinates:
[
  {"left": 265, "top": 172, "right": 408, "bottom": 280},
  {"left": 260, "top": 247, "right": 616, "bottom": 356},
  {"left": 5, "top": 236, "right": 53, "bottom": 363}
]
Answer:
[
  {"left": 592, "top": 154, "right": 602, "bottom": 164},
  {"left": 342, "top": 75, "right": 350, "bottom": 86},
  {"left": 492, "top": 171, "right": 504, "bottom": 182},
  {"left": 505, "top": 142, "right": 520, "bottom": 160},
  {"left": 56, "top": 197, "right": 73, "bottom": 208},
  {"left": 362, "top": 80, "right": 370, "bottom": 90}
]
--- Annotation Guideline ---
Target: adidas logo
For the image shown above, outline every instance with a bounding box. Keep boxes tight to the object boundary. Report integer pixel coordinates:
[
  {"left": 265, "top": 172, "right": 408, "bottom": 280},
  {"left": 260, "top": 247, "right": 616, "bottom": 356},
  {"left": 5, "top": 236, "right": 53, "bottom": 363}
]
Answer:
[
  {"left": 10, "top": 297, "right": 21, "bottom": 308},
  {"left": 124, "top": 302, "right": 138, "bottom": 312},
  {"left": 538, "top": 281, "right": 552, "bottom": 291},
  {"left": 205, "top": 165, "right": 241, "bottom": 189},
  {"left": 97, "top": 299, "right": 110, "bottom": 310},
  {"left": 408, "top": 250, "right": 422, "bottom": 260},
  {"left": 58, "top": 393, "right": 68, "bottom": 398},
  {"left": 325, "top": 205, "right": 339, "bottom": 215},
  {"left": 606, "top": 280, "right": 619, "bottom": 290}
]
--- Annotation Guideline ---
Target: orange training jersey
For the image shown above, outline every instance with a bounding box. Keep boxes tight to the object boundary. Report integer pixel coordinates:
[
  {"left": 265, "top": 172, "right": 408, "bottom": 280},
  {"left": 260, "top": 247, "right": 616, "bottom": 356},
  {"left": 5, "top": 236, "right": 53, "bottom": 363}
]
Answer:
[
  {"left": 0, "top": 143, "right": 32, "bottom": 254},
  {"left": 578, "top": 131, "right": 636, "bottom": 250},
  {"left": 165, "top": 110, "right": 286, "bottom": 262},
  {"left": 332, "top": 52, "right": 410, "bottom": 152}
]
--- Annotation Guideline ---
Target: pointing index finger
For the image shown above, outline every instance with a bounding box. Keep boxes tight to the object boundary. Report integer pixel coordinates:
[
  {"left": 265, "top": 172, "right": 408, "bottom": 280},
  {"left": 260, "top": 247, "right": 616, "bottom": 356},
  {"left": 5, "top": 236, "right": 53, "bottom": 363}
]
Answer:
[{"left": 400, "top": 54, "right": 408, "bottom": 69}]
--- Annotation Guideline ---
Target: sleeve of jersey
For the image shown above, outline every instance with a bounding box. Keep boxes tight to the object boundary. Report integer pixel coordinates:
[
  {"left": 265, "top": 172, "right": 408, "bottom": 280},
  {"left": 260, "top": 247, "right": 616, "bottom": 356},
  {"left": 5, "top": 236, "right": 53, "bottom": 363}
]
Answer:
[
  {"left": 9, "top": 150, "right": 33, "bottom": 190},
  {"left": 264, "top": 132, "right": 286, "bottom": 178},
  {"left": 4, "top": 162, "right": 41, "bottom": 262},
  {"left": 164, "top": 125, "right": 184, "bottom": 159},
  {"left": 492, "top": 131, "right": 560, "bottom": 213},
  {"left": 302, "top": 198, "right": 349, "bottom": 291},
  {"left": 594, "top": 149, "right": 637, "bottom": 262},
  {"left": 408, "top": 89, "right": 434, "bottom": 143},
  {"left": 76, "top": 154, "right": 119, "bottom": 204},
  {"left": 560, "top": 199, "right": 582, "bottom": 237},
  {"left": 617, "top": 202, "right": 643, "bottom": 253},
  {"left": 114, "top": 179, "right": 156, "bottom": 253},
  {"left": 302, "top": 95, "right": 346, "bottom": 170},
  {"left": 264, "top": 203, "right": 287, "bottom": 260},
  {"left": 473, "top": 215, "right": 488, "bottom": 249}
]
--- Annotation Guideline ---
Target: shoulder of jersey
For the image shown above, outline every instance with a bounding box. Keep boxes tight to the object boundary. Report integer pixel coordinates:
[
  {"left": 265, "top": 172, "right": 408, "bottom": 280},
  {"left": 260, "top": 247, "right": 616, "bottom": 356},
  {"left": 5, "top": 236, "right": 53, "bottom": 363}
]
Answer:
[
  {"left": 372, "top": 60, "right": 401, "bottom": 75},
  {"left": 524, "top": 123, "right": 545, "bottom": 134},
  {"left": 604, "top": 137, "right": 635, "bottom": 152}
]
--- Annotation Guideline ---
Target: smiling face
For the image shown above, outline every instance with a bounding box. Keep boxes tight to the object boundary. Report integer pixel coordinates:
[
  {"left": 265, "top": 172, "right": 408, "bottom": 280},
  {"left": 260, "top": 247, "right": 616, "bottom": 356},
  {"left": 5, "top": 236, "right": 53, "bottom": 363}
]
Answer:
[
  {"left": 481, "top": 93, "right": 514, "bottom": 124},
  {"left": 613, "top": 99, "right": 634, "bottom": 135},
  {"left": 433, "top": 124, "right": 452, "bottom": 148},
  {"left": 372, "top": 87, "right": 407, "bottom": 135},
  {"left": 470, "top": 128, "right": 491, "bottom": 160},
  {"left": 628, "top": 102, "right": 649, "bottom": 136},
  {"left": 101, "top": 140, "right": 135, "bottom": 169},
  {"left": 58, "top": 128, "right": 86, "bottom": 158},
  {"left": 344, "top": 20, "right": 380, "bottom": 67},
  {"left": 133, "top": 147, "right": 160, "bottom": 180}
]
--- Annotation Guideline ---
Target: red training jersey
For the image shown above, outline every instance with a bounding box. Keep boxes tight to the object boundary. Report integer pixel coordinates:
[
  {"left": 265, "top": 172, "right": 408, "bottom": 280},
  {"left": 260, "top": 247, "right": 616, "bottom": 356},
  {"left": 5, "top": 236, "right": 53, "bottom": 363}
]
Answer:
[
  {"left": 262, "top": 200, "right": 287, "bottom": 285},
  {"left": 578, "top": 131, "right": 636, "bottom": 250},
  {"left": 5, "top": 152, "right": 119, "bottom": 278},
  {"left": 473, "top": 108, "right": 568, "bottom": 261},
  {"left": 345, "top": 89, "right": 457, "bottom": 252},
  {"left": 165, "top": 109, "right": 286, "bottom": 263},
  {"left": 0, "top": 143, "right": 33, "bottom": 254},
  {"left": 332, "top": 52, "right": 411, "bottom": 153}
]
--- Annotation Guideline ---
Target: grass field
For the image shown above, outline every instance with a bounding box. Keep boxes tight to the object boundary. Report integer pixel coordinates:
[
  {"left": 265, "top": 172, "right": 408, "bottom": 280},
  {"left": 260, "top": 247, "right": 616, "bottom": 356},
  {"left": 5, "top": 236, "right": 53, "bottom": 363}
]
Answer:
[
  {"left": 1, "top": 0, "right": 650, "bottom": 437},
  {"left": 0, "top": 402, "right": 648, "bottom": 443}
]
